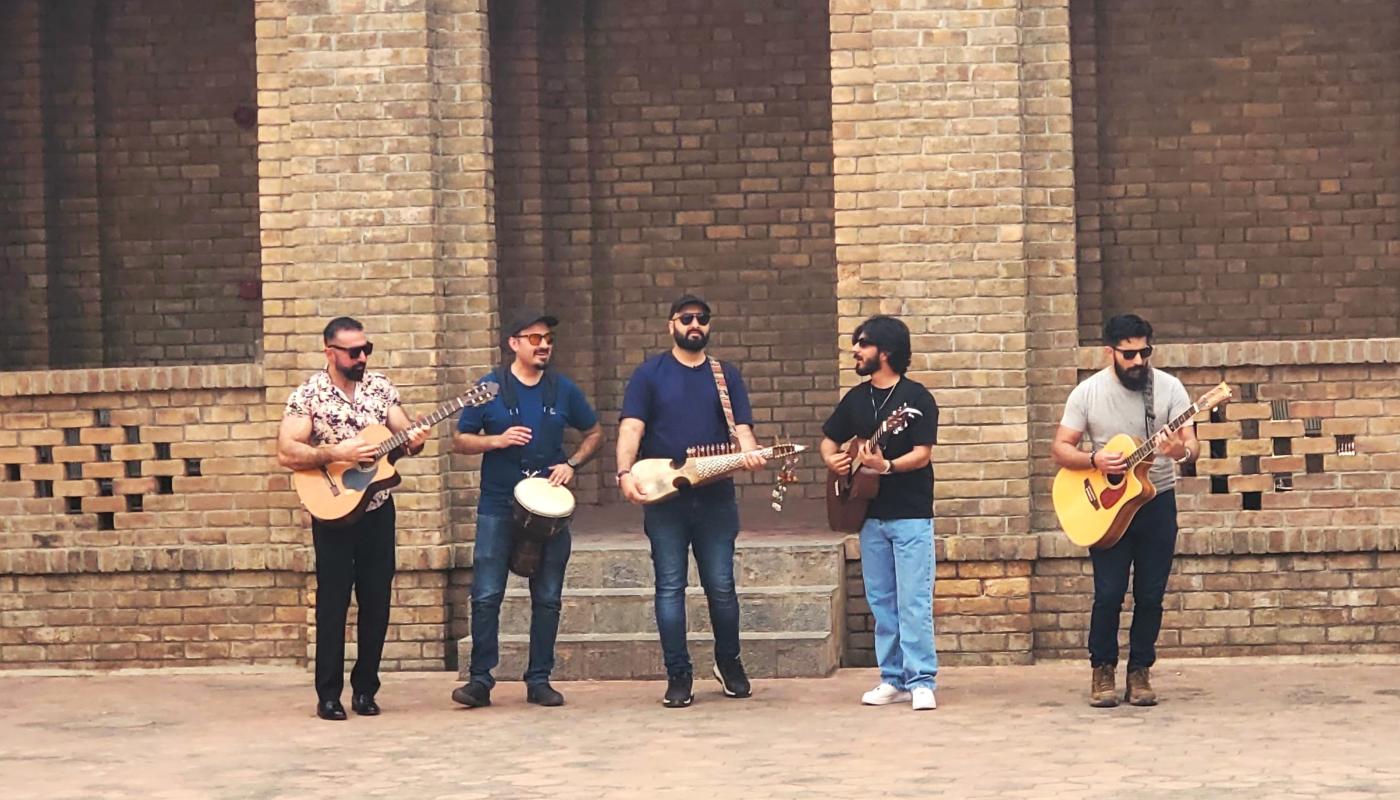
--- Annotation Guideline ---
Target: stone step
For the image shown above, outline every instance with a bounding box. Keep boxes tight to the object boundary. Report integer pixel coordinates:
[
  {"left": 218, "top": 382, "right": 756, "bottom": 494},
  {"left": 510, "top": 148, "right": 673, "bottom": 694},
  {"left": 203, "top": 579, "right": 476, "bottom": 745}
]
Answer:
[
  {"left": 492, "top": 584, "right": 839, "bottom": 635},
  {"left": 459, "top": 630, "right": 840, "bottom": 681},
  {"left": 502, "top": 540, "right": 845, "bottom": 590}
]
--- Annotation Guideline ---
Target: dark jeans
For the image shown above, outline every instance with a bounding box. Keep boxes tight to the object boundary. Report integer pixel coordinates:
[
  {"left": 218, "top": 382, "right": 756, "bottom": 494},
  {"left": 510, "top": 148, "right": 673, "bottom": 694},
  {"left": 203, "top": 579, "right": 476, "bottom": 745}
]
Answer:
[
  {"left": 643, "top": 485, "right": 742, "bottom": 678},
  {"left": 1088, "top": 490, "right": 1178, "bottom": 670},
  {"left": 469, "top": 513, "right": 572, "bottom": 688},
  {"left": 312, "top": 498, "right": 396, "bottom": 703}
]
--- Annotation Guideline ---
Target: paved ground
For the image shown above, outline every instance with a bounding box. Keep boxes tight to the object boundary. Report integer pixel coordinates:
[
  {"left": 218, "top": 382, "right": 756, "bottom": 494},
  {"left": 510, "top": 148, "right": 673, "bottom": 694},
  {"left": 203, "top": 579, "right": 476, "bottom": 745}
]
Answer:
[{"left": 3, "top": 661, "right": 1399, "bottom": 799}]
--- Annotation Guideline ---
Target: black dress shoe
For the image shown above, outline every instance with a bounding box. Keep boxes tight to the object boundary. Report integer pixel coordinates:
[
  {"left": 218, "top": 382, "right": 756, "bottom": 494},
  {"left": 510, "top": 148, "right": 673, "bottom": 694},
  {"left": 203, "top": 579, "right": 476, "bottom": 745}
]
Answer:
[
  {"left": 526, "top": 682, "right": 565, "bottom": 707},
  {"left": 450, "top": 681, "right": 491, "bottom": 708},
  {"left": 351, "top": 693, "right": 380, "bottom": 716},
  {"left": 317, "top": 699, "right": 347, "bottom": 721}
]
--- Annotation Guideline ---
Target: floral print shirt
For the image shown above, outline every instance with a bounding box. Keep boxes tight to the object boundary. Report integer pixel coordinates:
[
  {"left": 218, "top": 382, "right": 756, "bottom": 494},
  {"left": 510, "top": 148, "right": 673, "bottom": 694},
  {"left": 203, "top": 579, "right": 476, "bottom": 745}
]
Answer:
[{"left": 284, "top": 370, "right": 402, "bottom": 511}]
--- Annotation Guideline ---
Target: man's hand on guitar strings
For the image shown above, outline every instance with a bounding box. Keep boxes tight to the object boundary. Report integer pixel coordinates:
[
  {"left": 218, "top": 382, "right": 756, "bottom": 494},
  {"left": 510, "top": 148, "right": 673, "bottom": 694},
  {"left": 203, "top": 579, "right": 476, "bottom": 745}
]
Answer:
[
  {"left": 1096, "top": 448, "right": 1129, "bottom": 476},
  {"left": 331, "top": 436, "right": 379, "bottom": 465},
  {"left": 857, "top": 443, "right": 886, "bottom": 473},
  {"left": 824, "top": 450, "right": 853, "bottom": 475}
]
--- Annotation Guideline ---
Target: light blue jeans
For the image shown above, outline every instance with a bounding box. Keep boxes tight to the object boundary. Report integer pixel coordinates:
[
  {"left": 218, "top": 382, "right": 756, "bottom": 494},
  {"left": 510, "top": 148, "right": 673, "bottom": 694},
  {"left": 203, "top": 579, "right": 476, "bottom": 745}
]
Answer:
[{"left": 859, "top": 517, "right": 937, "bottom": 691}]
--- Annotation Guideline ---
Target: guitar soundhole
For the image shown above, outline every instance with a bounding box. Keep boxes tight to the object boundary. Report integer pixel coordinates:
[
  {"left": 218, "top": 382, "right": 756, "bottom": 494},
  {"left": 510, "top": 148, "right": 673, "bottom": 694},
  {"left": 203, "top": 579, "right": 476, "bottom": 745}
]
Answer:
[
  {"left": 342, "top": 463, "right": 378, "bottom": 492},
  {"left": 1105, "top": 473, "right": 1123, "bottom": 487}
]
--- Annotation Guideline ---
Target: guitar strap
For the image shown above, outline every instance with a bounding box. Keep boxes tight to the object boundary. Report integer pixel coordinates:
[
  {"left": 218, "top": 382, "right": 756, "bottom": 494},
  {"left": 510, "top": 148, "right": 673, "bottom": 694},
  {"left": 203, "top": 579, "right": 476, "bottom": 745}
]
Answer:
[
  {"left": 708, "top": 356, "right": 798, "bottom": 511},
  {"left": 708, "top": 357, "right": 741, "bottom": 447},
  {"left": 1143, "top": 368, "right": 1156, "bottom": 440}
]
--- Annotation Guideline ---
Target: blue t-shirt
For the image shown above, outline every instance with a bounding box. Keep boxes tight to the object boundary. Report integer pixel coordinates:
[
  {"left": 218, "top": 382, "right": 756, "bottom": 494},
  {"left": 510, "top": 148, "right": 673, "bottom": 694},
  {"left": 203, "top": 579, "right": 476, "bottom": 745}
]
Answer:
[
  {"left": 619, "top": 353, "right": 754, "bottom": 494},
  {"left": 458, "top": 370, "right": 598, "bottom": 518}
]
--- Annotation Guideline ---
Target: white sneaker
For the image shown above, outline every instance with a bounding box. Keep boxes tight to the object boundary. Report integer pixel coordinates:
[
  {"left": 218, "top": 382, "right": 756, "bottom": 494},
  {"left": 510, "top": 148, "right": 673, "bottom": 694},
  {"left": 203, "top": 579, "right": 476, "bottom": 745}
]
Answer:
[
  {"left": 911, "top": 686, "right": 937, "bottom": 711},
  {"left": 861, "top": 683, "right": 911, "bottom": 706}
]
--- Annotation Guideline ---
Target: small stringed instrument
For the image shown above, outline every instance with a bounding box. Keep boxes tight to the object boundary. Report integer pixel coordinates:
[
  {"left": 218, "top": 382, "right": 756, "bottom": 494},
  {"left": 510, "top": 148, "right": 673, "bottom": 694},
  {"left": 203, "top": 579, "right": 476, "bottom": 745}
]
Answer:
[
  {"left": 629, "top": 443, "right": 807, "bottom": 505},
  {"left": 1053, "top": 381, "right": 1232, "bottom": 549},
  {"left": 825, "top": 404, "right": 923, "bottom": 532},
  {"left": 293, "top": 381, "right": 499, "bottom": 525}
]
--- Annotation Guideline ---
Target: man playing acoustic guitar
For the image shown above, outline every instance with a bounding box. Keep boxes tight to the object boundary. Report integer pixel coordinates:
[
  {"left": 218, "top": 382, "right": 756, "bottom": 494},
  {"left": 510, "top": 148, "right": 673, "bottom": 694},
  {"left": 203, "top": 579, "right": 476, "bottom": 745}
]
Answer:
[
  {"left": 1051, "top": 314, "right": 1198, "bottom": 708},
  {"left": 819, "top": 315, "right": 940, "bottom": 711},
  {"left": 277, "top": 317, "right": 431, "bottom": 721}
]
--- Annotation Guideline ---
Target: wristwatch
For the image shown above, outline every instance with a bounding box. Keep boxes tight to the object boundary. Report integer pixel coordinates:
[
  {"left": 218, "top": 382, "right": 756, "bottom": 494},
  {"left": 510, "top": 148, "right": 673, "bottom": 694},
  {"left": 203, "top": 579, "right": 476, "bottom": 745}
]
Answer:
[{"left": 566, "top": 457, "right": 580, "bottom": 469}]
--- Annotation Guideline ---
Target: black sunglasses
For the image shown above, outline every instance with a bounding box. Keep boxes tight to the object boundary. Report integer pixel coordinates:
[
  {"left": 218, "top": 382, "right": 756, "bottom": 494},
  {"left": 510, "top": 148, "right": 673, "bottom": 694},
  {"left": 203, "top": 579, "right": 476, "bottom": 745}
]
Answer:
[
  {"left": 328, "top": 342, "right": 374, "bottom": 359},
  {"left": 853, "top": 337, "right": 875, "bottom": 348},
  {"left": 673, "top": 312, "right": 711, "bottom": 326},
  {"left": 1113, "top": 346, "right": 1153, "bottom": 361}
]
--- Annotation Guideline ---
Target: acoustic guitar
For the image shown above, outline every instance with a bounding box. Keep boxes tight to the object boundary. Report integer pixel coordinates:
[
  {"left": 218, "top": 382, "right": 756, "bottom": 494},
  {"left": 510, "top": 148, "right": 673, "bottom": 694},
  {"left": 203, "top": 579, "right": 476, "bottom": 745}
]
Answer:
[
  {"left": 293, "top": 381, "right": 499, "bottom": 526},
  {"left": 1052, "top": 381, "right": 1231, "bottom": 549},
  {"left": 825, "top": 404, "right": 923, "bottom": 532},
  {"left": 629, "top": 443, "right": 807, "bottom": 505}
]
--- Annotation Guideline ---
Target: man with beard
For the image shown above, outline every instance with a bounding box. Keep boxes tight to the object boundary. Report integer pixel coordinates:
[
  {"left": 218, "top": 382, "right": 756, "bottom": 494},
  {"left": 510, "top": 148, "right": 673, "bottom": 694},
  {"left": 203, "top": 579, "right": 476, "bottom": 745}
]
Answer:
[
  {"left": 615, "top": 294, "right": 766, "bottom": 708},
  {"left": 1051, "top": 313, "right": 1197, "bottom": 708},
  {"left": 450, "top": 309, "right": 602, "bottom": 709},
  {"left": 278, "top": 316, "right": 431, "bottom": 720},
  {"left": 819, "top": 315, "right": 940, "bottom": 711}
]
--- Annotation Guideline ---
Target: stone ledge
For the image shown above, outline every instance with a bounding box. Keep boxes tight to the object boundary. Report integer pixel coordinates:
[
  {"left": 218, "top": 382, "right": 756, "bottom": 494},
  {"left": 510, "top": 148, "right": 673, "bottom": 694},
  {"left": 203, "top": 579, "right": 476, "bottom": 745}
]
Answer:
[
  {"left": 0, "top": 543, "right": 472, "bottom": 576},
  {"left": 1075, "top": 338, "right": 1400, "bottom": 371},
  {"left": 0, "top": 363, "right": 265, "bottom": 398},
  {"left": 1036, "top": 527, "right": 1400, "bottom": 559}
]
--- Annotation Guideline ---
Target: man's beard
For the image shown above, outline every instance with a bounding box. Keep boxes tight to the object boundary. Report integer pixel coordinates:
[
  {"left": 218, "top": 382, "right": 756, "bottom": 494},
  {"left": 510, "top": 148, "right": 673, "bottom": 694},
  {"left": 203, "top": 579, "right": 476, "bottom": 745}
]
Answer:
[
  {"left": 341, "top": 363, "right": 366, "bottom": 382},
  {"left": 855, "top": 354, "right": 879, "bottom": 376},
  {"left": 1115, "top": 362, "right": 1150, "bottom": 391},
  {"left": 674, "top": 329, "right": 708, "bottom": 352}
]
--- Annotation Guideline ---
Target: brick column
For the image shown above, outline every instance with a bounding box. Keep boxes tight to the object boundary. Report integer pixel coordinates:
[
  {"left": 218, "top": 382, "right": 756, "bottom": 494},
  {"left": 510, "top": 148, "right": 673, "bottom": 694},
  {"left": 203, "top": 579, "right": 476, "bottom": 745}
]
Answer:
[
  {"left": 256, "top": 0, "right": 497, "bottom": 669},
  {"left": 831, "top": 1, "right": 1076, "bottom": 538}
]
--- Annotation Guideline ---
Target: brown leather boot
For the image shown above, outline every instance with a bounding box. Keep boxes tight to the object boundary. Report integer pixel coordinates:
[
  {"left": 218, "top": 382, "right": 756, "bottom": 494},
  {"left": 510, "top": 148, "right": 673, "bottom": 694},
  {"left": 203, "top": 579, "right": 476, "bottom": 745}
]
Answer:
[
  {"left": 1090, "top": 664, "right": 1118, "bottom": 708},
  {"left": 1125, "top": 667, "right": 1157, "bottom": 706}
]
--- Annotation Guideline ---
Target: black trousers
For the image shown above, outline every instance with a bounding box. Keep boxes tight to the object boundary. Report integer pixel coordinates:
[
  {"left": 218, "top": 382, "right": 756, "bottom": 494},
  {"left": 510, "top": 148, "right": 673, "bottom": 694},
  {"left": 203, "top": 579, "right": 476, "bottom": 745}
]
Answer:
[
  {"left": 312, "top": 498, "right": 396, "bottom": 702},
  {"left": 1088, "top": 490, "right": 1178, "bottom": 670}
]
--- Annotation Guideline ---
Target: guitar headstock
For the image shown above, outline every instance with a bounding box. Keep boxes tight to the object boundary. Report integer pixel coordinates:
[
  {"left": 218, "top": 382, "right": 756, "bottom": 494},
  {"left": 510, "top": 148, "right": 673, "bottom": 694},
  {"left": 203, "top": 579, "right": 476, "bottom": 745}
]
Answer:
[
  {"left": 766, "top": 442, "right": 808, "bottom": 459},
  {"left": 1197, "top": 382, "right": 1232, "bottom": 413},
  {"left": 880, "top": 404, "right": 923, "bottom": 439},
  {"left": 464, "top": 380, "right": 500, "bottom": 407}
]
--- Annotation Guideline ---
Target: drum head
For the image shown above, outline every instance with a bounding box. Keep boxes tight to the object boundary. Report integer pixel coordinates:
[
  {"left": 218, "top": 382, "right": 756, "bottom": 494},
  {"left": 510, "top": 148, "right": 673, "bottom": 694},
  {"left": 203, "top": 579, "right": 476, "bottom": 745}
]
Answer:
[{"left": 514, "top": 476, "right": 576, "bottom": 518}]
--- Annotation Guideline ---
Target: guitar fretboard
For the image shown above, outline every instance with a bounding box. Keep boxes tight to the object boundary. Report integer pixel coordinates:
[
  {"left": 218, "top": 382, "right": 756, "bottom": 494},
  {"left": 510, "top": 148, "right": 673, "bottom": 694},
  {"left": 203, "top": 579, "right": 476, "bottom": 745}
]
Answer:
[
  {"left": 1125, "top": 403, "right": 1200, "bottom": 468},
  {"left": 693, "top": 446, "right": 803, "bottom": 482},
  {"left": 371, "top": 384, "right": 496, "bottom": 459}
]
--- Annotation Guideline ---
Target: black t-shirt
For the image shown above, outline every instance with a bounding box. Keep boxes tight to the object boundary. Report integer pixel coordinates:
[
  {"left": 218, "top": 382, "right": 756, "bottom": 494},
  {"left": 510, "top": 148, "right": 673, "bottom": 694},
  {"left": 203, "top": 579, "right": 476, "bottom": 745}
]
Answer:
[{"left": 821, "top": 377, "right": 939, "bottom": 521}]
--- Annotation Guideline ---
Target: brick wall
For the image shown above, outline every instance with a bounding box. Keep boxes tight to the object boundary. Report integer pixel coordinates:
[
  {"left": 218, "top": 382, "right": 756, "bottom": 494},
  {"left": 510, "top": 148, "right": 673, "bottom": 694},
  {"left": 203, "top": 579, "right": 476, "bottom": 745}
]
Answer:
[
  {"left": 99, "top": 0, "right": 262, "bottom": 365},
  {"left": 489, "top": 0, "right": 838, "bottom": 504},
  {"left": 0, "top": 0, "right": 261, "bottom": 370},
  {"left": 0, "top": 2, "right": 50, "bottom": 370},
  {"left": 1073, "top": 0, "right": 1400, "bottom": 343}
]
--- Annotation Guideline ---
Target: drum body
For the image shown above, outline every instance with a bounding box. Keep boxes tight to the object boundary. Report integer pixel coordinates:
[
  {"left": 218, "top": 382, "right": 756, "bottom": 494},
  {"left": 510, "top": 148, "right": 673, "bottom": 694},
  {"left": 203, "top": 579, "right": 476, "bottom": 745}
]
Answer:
[{"left": 508, "top": 477, "right": 576, "bottom": 577}]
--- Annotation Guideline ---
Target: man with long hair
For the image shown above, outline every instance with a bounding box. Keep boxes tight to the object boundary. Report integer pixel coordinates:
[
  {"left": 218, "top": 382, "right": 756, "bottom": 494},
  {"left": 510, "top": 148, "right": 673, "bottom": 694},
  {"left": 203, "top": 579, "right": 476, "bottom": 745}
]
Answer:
[{"left": 820, "top": 315, "right": 941, "bottom": 711}]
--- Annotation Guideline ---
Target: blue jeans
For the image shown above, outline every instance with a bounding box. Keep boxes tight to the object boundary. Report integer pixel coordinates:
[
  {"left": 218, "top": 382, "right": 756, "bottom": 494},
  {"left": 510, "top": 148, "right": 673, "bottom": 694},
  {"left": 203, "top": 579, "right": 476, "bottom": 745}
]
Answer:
[
  {"left": 469, "top": 513, "right": 571, "bottom": 688},
  {"left": 860, "top": 517, "right": 938, "bottom": 691},
  {"left": 643, "top": 486, "right": 741, "bottom": 677}
]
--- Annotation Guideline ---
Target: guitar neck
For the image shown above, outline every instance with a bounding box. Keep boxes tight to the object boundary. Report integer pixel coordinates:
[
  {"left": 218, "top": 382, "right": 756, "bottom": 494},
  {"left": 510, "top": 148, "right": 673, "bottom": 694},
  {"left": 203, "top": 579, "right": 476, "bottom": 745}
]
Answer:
[
  {"left": 372, "top": 395, "right": 471, "bottom": 459},
  {"left": 692, "top": 446, "right": 796, "bottom": 477},
  {"left": 1125, "top": 402, "right": 1201, "bottom": 468}
]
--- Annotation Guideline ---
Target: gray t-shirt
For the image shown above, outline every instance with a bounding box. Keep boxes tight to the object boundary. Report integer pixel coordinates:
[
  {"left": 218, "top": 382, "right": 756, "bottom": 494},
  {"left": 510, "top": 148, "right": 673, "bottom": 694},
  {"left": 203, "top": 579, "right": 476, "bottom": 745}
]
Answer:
[{"left": 1060, "top": 367, "right": 1193, "bottom": 493}]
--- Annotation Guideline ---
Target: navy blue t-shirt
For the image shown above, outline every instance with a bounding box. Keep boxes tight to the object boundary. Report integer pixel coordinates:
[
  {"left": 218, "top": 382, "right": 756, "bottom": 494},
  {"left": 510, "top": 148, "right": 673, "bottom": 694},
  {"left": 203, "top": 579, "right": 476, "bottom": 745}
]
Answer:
[
  {"left": 458, "top": 370, "right": 598, "bottom": 518},
  {"left": 619, "top": 353, "right": 754, "bottom": 494}
]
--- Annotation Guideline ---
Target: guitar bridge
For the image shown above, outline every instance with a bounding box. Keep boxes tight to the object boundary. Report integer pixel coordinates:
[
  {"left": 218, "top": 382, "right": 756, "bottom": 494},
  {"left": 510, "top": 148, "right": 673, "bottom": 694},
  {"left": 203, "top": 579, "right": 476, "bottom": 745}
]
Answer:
[
  {"left": 1082, "top": 479, "right": 1100, "bottom": 510},
  {"left": 320, "top": 467, "right": 341, "bottom": 497}
]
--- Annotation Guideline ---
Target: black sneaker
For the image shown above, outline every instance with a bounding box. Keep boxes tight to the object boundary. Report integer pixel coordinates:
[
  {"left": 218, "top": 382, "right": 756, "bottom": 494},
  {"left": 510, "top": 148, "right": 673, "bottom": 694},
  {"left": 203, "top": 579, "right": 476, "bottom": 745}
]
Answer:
[
  {"left": 526, "top": 682, "right": 565, "bottom": 707},
  {"left": 713, "top": 657, "right": 752, "bottom": 698},
  {"left": 662, "top": 673, "right": 694, "bottom": 708},
  {"left": 450, "top": 680, "right": 491, "bottom": 708}
]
